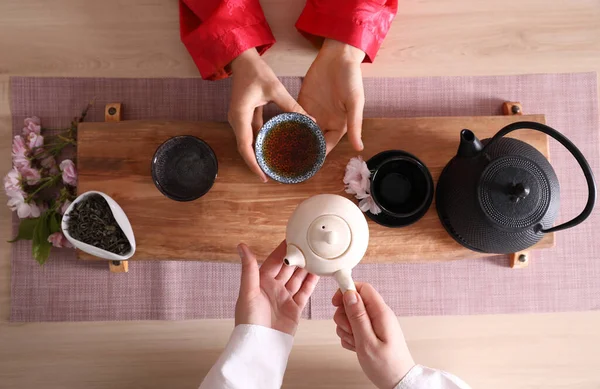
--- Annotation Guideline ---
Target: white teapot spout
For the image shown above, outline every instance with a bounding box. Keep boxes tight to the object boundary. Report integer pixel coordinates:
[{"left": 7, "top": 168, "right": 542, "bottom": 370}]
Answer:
[{"left": 284, "top": 244, "right": 306, "bottom": 268}]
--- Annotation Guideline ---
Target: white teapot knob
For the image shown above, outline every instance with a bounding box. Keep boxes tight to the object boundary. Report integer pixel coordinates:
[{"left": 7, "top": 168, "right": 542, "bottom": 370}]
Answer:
[
  {"left": 308, "top": 215, "right": 352, "bottom": 259},
  {"left": 323, "top": 231, "right": 336, "bottom": 245}
]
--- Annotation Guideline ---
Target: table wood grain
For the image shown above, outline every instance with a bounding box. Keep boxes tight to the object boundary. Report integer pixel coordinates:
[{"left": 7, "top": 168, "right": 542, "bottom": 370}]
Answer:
[
  {"left": 1, "top": 1, "right": 599, "bottom": 388},
  {"left": 77, "top": 115, "right": 553, "bottom": 262}
]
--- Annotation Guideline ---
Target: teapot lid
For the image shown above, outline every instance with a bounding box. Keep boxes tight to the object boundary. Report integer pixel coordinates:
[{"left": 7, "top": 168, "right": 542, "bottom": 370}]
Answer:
[
  {"left": 307, "top": 215, "right": 352, "bottom": 259},
  {"left": 479, "top": 156, "right": 551, "bottom": 230}
]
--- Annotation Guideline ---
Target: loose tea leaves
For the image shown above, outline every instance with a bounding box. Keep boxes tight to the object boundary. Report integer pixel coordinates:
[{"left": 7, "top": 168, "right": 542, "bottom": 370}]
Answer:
[{"left": 67, "top": 194, "right": 131, "bottom": 255}]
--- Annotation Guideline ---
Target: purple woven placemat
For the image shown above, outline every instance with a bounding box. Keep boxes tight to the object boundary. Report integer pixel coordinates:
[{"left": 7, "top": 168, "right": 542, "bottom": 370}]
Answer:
[{"left": 9, "top": 73, "right": 599, "bottom": 322}]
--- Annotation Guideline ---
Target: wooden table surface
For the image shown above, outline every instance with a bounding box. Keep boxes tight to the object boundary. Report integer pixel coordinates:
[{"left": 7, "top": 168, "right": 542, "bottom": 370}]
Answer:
[
  {"left": 77, "top": 116, "right": 553, "bottom": 262},
  {"left": 1, "top": 1, "right": 599, "bottom": 388}
]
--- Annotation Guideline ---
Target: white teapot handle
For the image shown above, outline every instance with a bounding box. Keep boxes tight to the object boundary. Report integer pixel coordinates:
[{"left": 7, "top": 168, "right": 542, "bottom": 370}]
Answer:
[{"left": 334, "top": 268, "right": 356, "bottom": 293}]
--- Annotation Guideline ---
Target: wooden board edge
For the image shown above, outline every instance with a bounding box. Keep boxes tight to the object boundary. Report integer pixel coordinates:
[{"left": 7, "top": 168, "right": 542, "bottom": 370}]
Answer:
[
  {"left": 77, "top": 114, "right": 547, "bottom": 128},
  {"left": 109, "top": 260, "right": 129, "bottom": 273}
]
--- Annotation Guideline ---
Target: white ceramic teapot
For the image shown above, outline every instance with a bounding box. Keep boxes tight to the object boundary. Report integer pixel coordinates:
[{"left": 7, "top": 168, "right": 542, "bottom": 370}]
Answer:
[{"left": 284, "top": 194, "right": 369, "bottom": 292}]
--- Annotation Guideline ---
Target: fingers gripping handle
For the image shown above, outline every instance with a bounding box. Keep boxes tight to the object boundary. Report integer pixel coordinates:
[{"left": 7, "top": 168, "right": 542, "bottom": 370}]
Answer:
[{"left": 334, "top": 268, "right": 356, "bottom": 293}]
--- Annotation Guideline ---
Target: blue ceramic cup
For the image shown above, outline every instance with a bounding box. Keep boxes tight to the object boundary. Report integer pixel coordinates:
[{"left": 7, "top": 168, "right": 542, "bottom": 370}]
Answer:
[{"left": 255, "top": 112, "right": 326, "bottom": 184}]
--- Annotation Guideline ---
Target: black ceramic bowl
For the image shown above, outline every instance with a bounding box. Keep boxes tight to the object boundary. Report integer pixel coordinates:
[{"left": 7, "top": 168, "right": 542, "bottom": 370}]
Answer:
[
  {"left": 254, "top": 112, "right": 326, "bottom": 184},
  {"left": 151, "top": 136, "right": 218, "bottom": 202},
  {"left": 367, "top": 150, "right": 434, "bottom": 227}
]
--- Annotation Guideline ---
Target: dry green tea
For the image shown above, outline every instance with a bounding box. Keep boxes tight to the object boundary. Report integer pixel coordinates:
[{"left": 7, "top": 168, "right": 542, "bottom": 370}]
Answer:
[{"left": 67, "top": 194, "right": 131, "bottom": 255}]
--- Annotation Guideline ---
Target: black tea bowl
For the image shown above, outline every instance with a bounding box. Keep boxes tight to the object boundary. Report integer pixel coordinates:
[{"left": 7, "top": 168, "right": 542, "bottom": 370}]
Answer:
[
  {"left": 151, "top": 135, "right": 218, "bottom": 201},
  {"left": 367, "top": 150, "right": 434, "bottom": 227}
]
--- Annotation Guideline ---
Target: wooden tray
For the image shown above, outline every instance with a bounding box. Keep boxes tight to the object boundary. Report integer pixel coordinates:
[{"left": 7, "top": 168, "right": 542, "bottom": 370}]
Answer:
[{"left": 77, "top": 114, "right": 554, "bottom": 263}]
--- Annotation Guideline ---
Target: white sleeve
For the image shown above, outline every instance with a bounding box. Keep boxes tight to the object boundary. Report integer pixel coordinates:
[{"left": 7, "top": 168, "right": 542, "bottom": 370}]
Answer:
[
  {"left": 199, "top": 324, "right": 294, "bottom": 389},
  {"left": 395, "top": 365, "right": 472, "bottom": 389}
]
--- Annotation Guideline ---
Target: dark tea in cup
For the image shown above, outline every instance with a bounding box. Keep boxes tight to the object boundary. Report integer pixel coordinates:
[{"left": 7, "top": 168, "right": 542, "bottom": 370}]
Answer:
[
  {"left": 263, "top": 121, "right": 319, "bottom": 177},
  {"left": 151, "top": 136, "right": 218, "bottom": 202},
  {"left": 371, "top": 154, "right": 433, "bottom": 219},
  {"left": 255, "top": 113, "right": 326, "bottom": 184}
]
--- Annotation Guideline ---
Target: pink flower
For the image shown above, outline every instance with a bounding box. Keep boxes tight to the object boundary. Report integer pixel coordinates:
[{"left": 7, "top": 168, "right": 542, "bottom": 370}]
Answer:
[
  {"left": 12, "top": 135, "right": 27, "bottom": 156},
  {"left": 60, "top": 199, "right": 72, "bottom": 215},
  {"left": 40, "top": 154, "right": 55, "bottom": 168},
  {"left": 345, "top": 180, "right": 368, "bottom": 198},
  {"left": 344, "top": 156, "right": 371, "bottom": 197},
  {"left": 41, "top": 154, "right": 60, "bottom": 176},
  {"left": 20, "top": 167, "right": 42, "bottom": 186},
  {"left": 40, "top": 154, "right": 58, "bottom": 175},
  {"left": 22, "top": 117, "right": 41, "bottom": 136},
  {"left": 358, "top": 196, "right": 382, "bottom": 215},
  {"left": 3, "top": 168, "right": 23, "bottom": 195},
  {"left": 60, "top": 159, "right": 77, "bottom": 186},
  {"left": 6, "top": 190, "right": 41, "bottom": 218},
  {"left": 48, "top": 232, "right": 73, "bottom": 248},
  {"left": 12, "top": 136, "right": 30, "bottom": 169},
  {"left": 343, "top": 156, "right": 381, "bottom": 215},
  {"left": 13, "top": 155, "right": 30, "bottom": 170},
  {"left": 26, "top": 132, "right": 44, "bottom": 150}
]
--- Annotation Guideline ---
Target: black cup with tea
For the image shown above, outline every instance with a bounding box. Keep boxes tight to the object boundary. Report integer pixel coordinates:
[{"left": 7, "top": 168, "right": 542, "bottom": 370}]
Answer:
[
  {"left": 367, "top": 150, "right": 434, "bottom": 227},
  {"left": 151, "top": 135, "right": 218, "bottom": 202}
]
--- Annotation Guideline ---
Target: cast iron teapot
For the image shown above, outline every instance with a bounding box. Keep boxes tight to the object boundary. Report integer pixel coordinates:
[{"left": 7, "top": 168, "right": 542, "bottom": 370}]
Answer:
[{"left": 436, "top": 121, "right": 596, "bottom": 254}]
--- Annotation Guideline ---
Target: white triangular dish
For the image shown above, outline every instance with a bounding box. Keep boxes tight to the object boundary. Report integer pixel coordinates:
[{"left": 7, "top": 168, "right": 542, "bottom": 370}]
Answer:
[{"left": 61, "top": 191, "right": 136, "bottom": 261}]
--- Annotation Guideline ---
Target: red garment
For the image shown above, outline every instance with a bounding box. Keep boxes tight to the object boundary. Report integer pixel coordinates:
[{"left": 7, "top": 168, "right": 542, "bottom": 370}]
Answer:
[{"left": 180, "top": 0, "right": 398, "bottom": 80}]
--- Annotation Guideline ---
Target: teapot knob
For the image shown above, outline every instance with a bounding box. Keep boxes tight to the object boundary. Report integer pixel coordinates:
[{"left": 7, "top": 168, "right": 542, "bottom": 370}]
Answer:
[
  {"left": 307, "top": 215, "right": 352, "bottom": 259},
  {"left": 509, "top": 183, "right": 530, "bottom": 203},
  {"left": 323, "top": 230, "right": 337, "bottom": 245}
]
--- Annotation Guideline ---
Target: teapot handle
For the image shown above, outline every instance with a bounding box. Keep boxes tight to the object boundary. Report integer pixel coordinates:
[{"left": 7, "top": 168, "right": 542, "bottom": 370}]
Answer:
[
  {"left": 334, "top": 268, "right": 356, "bottom": 293},
  {"left": 482, "top": 121, "right": 597, "bottom": 234}
]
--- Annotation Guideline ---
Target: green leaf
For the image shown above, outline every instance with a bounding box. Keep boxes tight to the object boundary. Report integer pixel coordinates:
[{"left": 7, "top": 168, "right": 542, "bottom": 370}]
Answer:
[
  {"left": 32, "top": 213, "right": 52, "bottom": 265},
  {"left": 48, "top": 212, "right": 61, "bottom": 234},
  {"left": 8, "top": 218, "right": 39, "bottom": 242}
]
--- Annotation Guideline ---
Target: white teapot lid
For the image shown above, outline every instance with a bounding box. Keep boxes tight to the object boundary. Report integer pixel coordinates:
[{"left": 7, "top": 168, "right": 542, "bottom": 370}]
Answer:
[{"left": 307, "top": 215, "right": 352, "bottom": 259}]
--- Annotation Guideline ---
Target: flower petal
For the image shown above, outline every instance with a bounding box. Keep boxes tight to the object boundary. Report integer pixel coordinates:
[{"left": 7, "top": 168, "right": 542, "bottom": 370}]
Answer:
[
  {"left": 359, "top": 196, "right": 382, "bottom": 215},
  {"left": 344, "top": 156, "right": 371, "bottom": 199},
  {"left": 29, "top": 203, "right": 41, "bottom": 218},
  {"left": 16, "top": 203, "right": 31, "bottom": 219}
]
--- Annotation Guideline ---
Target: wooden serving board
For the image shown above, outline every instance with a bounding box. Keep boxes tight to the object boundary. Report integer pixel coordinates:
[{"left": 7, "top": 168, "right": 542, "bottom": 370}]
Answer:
[{"left": 77, "top": 115, "right": 554, "bottom": 263}]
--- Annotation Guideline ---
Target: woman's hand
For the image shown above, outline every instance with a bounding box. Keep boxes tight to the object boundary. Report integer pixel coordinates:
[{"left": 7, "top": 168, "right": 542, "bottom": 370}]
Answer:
[
  {"left": 229, "top": 49, "right": 308, "bottom": 182},
  {"left": 332, "top": 283, "right": 416, "bottom": 389},
  {"left": 235, "top": 241, "right": 319, "bottom": 336},
  {"left": 299, "top": 39, "right": 366, "bottom": 154}
]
